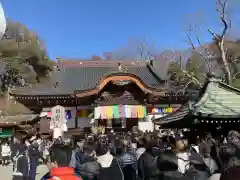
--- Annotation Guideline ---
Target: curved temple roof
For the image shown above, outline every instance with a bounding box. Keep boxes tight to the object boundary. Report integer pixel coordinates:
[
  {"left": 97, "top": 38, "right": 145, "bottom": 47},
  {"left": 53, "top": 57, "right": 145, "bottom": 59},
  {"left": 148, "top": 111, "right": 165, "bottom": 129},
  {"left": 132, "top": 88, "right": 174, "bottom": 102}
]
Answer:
[
  {"left": 10, "top": 60, "right": 168, "bottom": 98},
  {"left": 153, "top": 77, "right": 240, "bottom": 125}
]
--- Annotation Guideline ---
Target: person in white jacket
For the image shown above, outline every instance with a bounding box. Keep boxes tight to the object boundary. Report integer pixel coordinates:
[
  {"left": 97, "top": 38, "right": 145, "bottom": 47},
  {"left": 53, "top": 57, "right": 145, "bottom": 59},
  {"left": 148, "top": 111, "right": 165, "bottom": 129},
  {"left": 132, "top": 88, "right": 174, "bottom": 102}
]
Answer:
[{"left": 1, "top": 142, "right": 11, "bottom": 166}]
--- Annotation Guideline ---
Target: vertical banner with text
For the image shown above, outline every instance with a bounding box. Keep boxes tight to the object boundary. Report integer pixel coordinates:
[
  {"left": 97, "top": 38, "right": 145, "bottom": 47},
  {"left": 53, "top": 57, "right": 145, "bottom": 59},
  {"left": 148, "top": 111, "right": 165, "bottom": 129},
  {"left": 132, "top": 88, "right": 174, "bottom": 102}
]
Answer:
[{"left": 51, "top": 105, "right": 65, "bottom": 139}]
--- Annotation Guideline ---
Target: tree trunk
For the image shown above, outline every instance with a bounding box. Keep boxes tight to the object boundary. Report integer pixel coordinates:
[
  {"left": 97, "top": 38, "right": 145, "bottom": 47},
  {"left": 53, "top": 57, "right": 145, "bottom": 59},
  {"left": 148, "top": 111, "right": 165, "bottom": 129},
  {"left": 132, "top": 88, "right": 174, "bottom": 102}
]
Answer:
[{"left": 220, "top": 40, "right": 232, "bottom": 84}]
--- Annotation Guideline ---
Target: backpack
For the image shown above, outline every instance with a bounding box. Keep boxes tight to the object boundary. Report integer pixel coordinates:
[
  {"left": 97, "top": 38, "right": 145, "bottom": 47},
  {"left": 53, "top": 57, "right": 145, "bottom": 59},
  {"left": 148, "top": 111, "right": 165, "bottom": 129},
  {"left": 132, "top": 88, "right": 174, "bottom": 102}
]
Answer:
[
  {"left": 13, "top": 154, "right": 29, "bottom": 177},
  {"left": 13, "top": 154, "right": 24, "bottom": 176},
  {"left": 183, "top": 154, "right": 211, "bottom": 180},
  {"left": 176, "top": 150, "right": 211, "bottom": 180},
  {"left": 185, "top": 164, "right": 210, "bottom": 180}
]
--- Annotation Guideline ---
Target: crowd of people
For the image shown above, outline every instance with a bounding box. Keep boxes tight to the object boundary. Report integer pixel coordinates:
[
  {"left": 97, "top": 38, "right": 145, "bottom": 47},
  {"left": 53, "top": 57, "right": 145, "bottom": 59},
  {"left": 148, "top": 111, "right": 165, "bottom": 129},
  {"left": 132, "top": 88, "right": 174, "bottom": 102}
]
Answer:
[{"left": 9, "top": 128, "right": 240, "bottom": 180}]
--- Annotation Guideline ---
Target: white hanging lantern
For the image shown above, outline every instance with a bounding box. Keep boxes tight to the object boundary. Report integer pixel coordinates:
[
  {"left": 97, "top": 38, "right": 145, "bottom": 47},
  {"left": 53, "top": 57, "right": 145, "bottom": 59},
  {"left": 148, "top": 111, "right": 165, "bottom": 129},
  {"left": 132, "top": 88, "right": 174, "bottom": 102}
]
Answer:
[
  {"left": 63, "top": 124, "right": 68, "bottom": 132},
  {"left": 107, "top": 119, "right": 112, "bottom": 128},
  {"left": 0, "top": 4, "right": 6, "bottom": 39},
  {"left": 90, "top": 118, "right": 95, "bottom": 124},
  {"left": 121, "top": 118, "right": 126, "bottom": 128}
]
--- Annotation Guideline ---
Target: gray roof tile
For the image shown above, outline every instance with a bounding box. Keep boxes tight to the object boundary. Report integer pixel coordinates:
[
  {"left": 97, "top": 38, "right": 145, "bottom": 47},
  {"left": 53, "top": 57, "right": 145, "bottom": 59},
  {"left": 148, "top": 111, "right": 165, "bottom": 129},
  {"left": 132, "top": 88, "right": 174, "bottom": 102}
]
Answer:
[{"left": 10, "top": 63, "right": 165, "bottom": 96}]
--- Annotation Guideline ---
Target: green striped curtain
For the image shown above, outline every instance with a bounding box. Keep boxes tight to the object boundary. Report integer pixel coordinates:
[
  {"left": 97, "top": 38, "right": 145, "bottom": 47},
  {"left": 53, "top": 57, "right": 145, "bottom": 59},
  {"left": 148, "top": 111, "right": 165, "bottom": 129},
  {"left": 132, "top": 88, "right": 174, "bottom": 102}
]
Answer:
[
  {"left": 113, "top": 105, "right": 119, "bottom": 118},
  {"left": 143, "top": 106, "right": 147, "bottom": 117}
]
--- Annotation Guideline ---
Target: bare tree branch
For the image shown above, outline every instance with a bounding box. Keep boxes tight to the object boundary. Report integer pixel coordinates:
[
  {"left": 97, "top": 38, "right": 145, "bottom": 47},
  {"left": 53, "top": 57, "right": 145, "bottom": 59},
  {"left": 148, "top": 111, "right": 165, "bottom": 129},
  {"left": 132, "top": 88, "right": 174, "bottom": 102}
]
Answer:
[
  {"left": 208, "top": 0, "right": 232, "bottom": 84},
  {"left": 208, "top": 29, "right": 220, "bottom": 40},
  {"left": 136, "top": 40, "right": 157, "bottom": 61},
  {"left": 176, "top": 53, "right": 202, "bottom": 86},
  {"left": 196, "top": 36, "right": 212, "bottom": 71},
  {"left": 184, "top": 25, "right": 212, "bottom": 72},
  {"left": 185, "top": 32, "right": 195, "bottom": 50},
  {"left": 217, "top": 0, "right": 228, "bottom": 39},
  {"left": 136, "top": 40, "right": 145, "bottom": 60}
]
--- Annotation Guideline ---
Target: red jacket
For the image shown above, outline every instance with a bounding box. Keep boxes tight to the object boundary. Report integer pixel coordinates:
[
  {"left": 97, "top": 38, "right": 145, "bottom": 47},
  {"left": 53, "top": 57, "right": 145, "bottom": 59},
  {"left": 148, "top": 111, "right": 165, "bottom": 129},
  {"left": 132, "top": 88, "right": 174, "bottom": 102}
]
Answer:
[{"left": 48, "top": 167, "right": 82, "bottom": 180}]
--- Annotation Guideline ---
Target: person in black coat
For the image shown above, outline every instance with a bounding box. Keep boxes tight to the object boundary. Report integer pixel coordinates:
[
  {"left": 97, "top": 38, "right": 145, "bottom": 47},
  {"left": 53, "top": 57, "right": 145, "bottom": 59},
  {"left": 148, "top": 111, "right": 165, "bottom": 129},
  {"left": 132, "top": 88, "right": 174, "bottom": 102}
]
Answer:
[
  {"left": 96, "top": 140, "right": 123, "bottom": 180},
  {"left": 12, "top": 145, "right": 29, "bottom": 180},
  {"left": 157, "top": 151, "right": 192, "bottom": 180},
  {"left": 138, "top": 136, "right": 160, "bottom": 180},
  {"left": 74, "top": 140, "right": 100, "bottom": 180},
  {"left": 27, "top": 137, "right": 40, "bottom": 180},
  {"left": 11, "top": 137, "right": 22, "bottom": 164},
  {"left": 115, "top": 138, "right": 137, "bottom": 180}
]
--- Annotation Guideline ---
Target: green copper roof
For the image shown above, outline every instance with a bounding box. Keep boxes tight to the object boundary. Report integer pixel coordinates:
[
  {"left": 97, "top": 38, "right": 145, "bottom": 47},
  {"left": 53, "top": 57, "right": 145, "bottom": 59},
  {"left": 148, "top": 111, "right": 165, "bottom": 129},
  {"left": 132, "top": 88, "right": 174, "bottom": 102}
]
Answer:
[
  {"left": 193, "top": 78, "right": 240, "bottom": 118},
  {"left": 153, "top": 78, "right": 240, "bottom": 126}
]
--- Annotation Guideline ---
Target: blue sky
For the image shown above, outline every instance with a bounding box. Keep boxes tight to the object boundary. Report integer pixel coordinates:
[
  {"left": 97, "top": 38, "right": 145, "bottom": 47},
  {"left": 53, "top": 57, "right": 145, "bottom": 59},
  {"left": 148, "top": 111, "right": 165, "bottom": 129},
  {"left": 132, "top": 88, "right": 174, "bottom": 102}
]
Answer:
[{"left": 2, "top": 0, "right": 240, "bottom": 60}]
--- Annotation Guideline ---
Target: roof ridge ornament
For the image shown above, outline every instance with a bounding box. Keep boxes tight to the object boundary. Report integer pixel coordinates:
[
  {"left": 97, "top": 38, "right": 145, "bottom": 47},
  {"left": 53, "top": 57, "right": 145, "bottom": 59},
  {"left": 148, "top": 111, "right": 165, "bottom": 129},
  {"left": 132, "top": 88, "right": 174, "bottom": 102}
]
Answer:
[
  {"left": 118, "top": 63, "right": 128, "bottom": 72},
  {"left": 209, "top": 78, "right": 222, "bottom": 82},
  {"left": 206, "top": 72, "right": 222, "bottom": 82}
]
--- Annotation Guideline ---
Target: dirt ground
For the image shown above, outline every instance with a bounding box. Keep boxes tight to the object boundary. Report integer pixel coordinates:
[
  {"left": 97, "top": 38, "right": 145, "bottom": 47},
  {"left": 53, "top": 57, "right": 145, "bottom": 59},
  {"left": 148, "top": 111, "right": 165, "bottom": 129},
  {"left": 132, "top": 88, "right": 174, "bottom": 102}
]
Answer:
[{"left": 0, "top": 164, "right": 48, "bottom": 180}]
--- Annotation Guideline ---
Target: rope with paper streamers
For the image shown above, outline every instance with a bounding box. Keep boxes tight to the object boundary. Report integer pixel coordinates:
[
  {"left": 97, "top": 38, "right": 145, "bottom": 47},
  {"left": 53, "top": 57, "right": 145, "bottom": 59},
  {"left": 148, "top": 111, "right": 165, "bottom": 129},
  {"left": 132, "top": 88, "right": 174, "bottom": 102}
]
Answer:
[{"left": 91, "top": 126, "right": 105, "bottom": 134}]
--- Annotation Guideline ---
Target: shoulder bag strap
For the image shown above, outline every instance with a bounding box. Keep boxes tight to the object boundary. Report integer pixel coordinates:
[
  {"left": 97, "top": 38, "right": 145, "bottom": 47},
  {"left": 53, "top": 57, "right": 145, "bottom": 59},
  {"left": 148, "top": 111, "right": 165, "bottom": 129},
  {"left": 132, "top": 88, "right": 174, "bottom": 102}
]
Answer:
[
  {"left": 177, "top": 156, "right": 190, "bottom": 173},
  {"left": 13, "top": 155, "right": 24, "bottom": 176},
  {"left": 14, "top": 155, "right": 23, "bottom": 173},
  {"left": 153, "top": 156, "right": 158, "bottom": 164},
  {"left": 114, "top": 158, "right": 124, "bottom": 180}
]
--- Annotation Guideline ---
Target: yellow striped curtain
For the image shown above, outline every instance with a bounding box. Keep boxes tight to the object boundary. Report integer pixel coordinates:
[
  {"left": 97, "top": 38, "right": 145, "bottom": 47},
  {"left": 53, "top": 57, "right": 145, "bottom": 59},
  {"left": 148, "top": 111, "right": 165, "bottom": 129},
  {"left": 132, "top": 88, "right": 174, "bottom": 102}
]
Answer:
[
  {"left": 81, "top": 109, "right": 89, "bottom": 118},
  {"left": 137, "top": 105, "right": 144, "bottom": 118},
  {"left": 106, "top": 106, "right": 113, "bottom": 119},
  {"left": 167, "top": 107, "right": 173, "bottom": 113}
]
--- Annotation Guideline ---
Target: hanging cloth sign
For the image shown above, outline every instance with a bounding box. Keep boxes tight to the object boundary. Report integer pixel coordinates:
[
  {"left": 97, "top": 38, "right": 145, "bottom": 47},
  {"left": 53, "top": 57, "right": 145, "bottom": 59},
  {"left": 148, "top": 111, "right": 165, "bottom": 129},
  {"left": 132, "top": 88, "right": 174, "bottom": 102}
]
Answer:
[
  {"left": 173, "top": 108, "right": 179, "bottom": 112},
  {"left": 162, "top": 108, "right": 168, "bottom": 113},
  {"left": 132, "top": 106, "right": 138, "bottom": 118},
  {"left": 125, "top": 105, "right": 132, "bottom": 118},
  {"left": 94, "top": 107, "right": 100, "bottom": 119},
  {"left": 143, "top": 106, "right": 147, "bottom": 117},
  {"left": 106, "top": 106, "right": 113, "bottom": 119},
  {"left": 65, "top": 110, "right": 72, "bottom": 120},
  {"left": 167, "top": 107, "right": 173, "bottom": 113},
  {"left": 120, "top": 105, "right": 126, "bottom": 118},
  {"left": 101, "top": 106, "right": 107, "bottom": 119},
  {"left": 152, "top": 108, "right": 159, "bottom": 113},
  {"left": 137, "top": 106, "right": 144, "bottom": 118},
  {"left": 81, "top": 109, "right": 89, "bottom": 118},
  {"left": 113, "top": 105, "right": 119, "bottom": 118},
  {"left": 148, "top": 107, "right": 154, "bottom": 114},
  {"left": 76, "top": 111, "right": 81, "bottom": 118}
]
